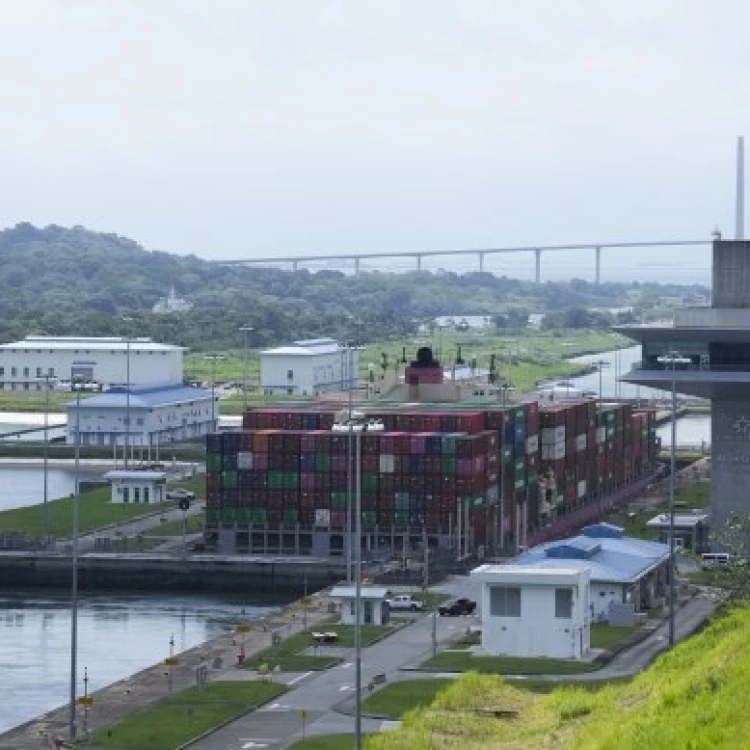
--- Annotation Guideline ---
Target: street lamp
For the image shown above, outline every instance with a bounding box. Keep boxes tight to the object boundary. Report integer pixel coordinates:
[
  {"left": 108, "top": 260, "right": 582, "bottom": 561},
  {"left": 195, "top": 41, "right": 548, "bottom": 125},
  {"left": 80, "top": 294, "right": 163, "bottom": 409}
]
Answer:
[
  {"left": 657, "top": 351, "right": 691, "bottom": 648},
  {"left": 593, "top": 359, "right": 609, "bottom": 407},
  {"left": 239, "top": 326, "right": 254, "bottom": 414},
  {"left": 122, "top": 316, "right": 134, "bottom": 469},
  {"left": 69, "top": 373, "right": 90, "bottom": 741},
  {"left": 332, "top": 415, "right": 384, "bottom": 750},
  {"left": 204, "top": 354, "right": 225, "bottom": 431},
  {"left": 37, "top": 373, "right": 58, "bottom": 546}
]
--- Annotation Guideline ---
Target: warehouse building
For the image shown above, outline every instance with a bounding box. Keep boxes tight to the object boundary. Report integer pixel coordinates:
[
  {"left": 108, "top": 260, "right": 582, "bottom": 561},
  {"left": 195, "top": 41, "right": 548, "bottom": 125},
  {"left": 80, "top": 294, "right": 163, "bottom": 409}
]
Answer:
[
  {"left": 67, "top": 383, "right": 217, "bottom": 448},
  {"left": 260, "top": 338, "right": 360, "bottom": 397},
  {"left": 0, "top": 335, "right": 184, "bottom": 391},
  {"left": 510, "top": 523, "right": 670, "bottom": 622}
]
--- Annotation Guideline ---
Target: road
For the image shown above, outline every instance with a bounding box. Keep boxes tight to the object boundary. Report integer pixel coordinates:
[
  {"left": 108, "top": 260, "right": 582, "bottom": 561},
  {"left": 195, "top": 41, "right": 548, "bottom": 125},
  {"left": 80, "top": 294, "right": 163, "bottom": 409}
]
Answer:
[
  {"left": 190, "top": 579, "right": 719, "bottom": 750},
  {"left": 190, "top": 595, "right": 475, "bottom": 750}
]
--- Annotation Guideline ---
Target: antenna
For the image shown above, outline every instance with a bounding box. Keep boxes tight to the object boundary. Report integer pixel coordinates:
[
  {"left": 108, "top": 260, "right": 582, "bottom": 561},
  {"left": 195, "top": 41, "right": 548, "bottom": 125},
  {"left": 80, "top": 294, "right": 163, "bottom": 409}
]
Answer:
[{"left": 737, "top": 135, "right": 745, "bottom": 240}]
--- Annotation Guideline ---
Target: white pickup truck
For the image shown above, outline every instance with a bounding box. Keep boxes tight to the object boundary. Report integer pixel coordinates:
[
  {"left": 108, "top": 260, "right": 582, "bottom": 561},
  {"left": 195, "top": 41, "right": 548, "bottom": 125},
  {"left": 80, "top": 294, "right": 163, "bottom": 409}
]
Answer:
[{"left": 385, "top": 594, "right": 424, "bottom": 612}]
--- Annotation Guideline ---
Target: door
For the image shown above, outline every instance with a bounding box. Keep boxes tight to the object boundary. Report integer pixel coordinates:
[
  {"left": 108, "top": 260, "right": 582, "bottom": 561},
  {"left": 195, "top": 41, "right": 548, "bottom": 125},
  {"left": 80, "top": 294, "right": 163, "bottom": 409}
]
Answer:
[{"left": 364, "top": 600, "right": 373, "bottom": 624}]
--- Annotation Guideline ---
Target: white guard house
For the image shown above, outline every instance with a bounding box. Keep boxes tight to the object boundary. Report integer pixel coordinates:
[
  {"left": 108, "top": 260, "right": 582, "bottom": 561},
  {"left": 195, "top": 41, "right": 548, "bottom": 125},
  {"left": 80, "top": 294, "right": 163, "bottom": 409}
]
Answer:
[
  {"left": 104, "top": 470, "right": 167, "bottom": 505},
  {"left": 260, "top": 339, "right": 360, "bottom": 397},
  {"left": 0, "top": 336, "right": 184, "bottom": 391},
  {"left": 329, "top": 585, "right": 390, "bottom": 626},
  {"left": 471, "top": 565, "right": 590, "bottom": 659},
  {"left": 67, "top": 383, "right": 217, "bottom": 447},
  {"left": 510, "top": 523, "right": 670, "bottom": 623}
]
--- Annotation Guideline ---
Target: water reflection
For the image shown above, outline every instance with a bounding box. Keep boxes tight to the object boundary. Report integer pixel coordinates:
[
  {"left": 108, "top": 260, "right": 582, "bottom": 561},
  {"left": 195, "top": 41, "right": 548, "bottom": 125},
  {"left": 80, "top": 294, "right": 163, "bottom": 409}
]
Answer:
[{"left": 0, "top": 591, "right": 278, "bottom": 733}]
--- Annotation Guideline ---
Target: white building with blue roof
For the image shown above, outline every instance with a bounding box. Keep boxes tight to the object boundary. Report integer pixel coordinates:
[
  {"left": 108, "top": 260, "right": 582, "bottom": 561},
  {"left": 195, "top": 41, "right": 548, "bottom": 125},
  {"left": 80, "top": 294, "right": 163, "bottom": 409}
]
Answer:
[
  {"left": 67, "top": 383, "right": 217, "bottom": 448},
  {"left": 508, "top": 523, "right": 670, "bottom": 622},
  {"left": 260, "top": 338, "right": 359, "bottom": 396}
]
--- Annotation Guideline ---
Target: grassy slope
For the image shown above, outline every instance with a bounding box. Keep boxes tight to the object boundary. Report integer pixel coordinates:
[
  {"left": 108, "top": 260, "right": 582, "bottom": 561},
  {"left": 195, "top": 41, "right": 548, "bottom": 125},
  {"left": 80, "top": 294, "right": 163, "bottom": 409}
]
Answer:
[
  {"left": 91, "top": 681, "right": 286, "bottom": 750},
  {"left": 366, "top": 606, "right": 750, "bottom": 750}
]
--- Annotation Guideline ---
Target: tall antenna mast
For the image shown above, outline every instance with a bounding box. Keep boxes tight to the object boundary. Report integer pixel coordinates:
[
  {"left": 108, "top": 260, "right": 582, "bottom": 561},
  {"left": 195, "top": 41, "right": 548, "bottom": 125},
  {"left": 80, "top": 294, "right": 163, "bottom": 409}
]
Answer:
[{"left": 737, "top": 135, "right": 745, "bottom": 240}]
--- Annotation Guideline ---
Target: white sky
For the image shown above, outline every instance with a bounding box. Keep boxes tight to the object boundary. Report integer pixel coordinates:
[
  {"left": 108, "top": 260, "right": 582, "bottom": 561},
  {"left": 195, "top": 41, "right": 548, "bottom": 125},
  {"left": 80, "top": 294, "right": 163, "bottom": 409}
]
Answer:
[{"left": 1, "top": 1, "right": 749, "bottom": 282}]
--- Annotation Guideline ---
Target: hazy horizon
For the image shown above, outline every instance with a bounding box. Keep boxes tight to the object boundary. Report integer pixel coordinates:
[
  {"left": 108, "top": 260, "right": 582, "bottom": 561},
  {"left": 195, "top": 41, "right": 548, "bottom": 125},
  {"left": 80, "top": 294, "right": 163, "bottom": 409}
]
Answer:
[{"left": 0, "top": 2, "right": 745, "bottom": 284}]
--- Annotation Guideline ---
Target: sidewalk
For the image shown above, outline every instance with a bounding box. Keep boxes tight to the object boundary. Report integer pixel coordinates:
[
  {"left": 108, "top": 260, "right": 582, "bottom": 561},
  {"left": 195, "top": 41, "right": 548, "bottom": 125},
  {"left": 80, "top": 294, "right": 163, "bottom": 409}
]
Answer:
[{"left": 0, "top": 593, "right": 335, "bottom": 750}]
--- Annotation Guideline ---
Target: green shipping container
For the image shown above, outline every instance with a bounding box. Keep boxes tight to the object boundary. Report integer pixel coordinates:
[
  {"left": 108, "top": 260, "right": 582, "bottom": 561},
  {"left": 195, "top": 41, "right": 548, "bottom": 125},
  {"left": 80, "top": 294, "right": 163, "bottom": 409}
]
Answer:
[
  {"left": 236, "top": 508, "right": 252, "bottom": 524},
  {"left": 441, "top": 436, "right": 456, "bottom": 454},
  {"left": 285, "top": 472, "right": 299, "bottom": 489},
  {"left": 250, "top": 509, "right": 267, "bottom": 524},
  {"left": 441, "top": 457, "right": 456, "bottom": 474},
  {"left": 502, "top": 447, "right": 514, "bottom": 464},
  {"left": 205, "top": 508, "right": 219, "bottom": 525},
  {"left": 268, "top": 472, "right": 284, "bottom": 489},
  {"left": 315, "top": 454, "right": 331, "bottom": 472},
  {"left": 515, "top": 478, "right": 527, "bottom": 491},
  {"left": 362, "top": 473, "right": 379, "bottom": 492},
  {"left": 361, "top": 511, "right": 377, "bottom": 528},
  {"left": 206, "top": 453, "right": 222, "bottom": 472},
  {"left": 283, "top": 510, "right": 298, "bottom": 527},
  {"left": 394, "top": 511, "right": 410, "bottom": 526},
  {"left": 331, "top": 492, "right": 348, "bottom": 509},
  {"left": 222, "top": 471, "right": 238, "bottom": 489},
  {"left": 220, "top": 508, "right": 237, "bottom": 524},
  {"left": 514, "top": 407, "right": 525, "bottom": 421}
]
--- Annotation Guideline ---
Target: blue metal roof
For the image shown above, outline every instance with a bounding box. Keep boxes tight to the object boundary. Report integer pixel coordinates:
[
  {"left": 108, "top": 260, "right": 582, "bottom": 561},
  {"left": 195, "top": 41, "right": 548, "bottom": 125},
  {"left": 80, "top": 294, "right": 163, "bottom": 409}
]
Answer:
[
  {"left": 513, "top": 533, "right": 669, "bottom": 583},
  {"left": 68, "top": 383, "right": 214, "bottom": 410},
  {"left": 583, "top": 523, "right": 625, "bottom": 539}
]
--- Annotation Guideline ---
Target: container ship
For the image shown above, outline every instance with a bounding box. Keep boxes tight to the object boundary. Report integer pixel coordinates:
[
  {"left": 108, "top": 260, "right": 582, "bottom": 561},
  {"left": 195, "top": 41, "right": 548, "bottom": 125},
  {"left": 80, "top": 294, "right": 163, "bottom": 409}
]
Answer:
[{"left": 203, "top": 347, "right": 659, "bottom": 558}]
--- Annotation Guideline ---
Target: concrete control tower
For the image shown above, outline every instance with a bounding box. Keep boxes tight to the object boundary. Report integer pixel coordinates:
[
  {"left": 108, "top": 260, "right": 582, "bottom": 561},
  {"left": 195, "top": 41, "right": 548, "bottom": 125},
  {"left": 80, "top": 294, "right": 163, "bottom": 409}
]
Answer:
[{"left": 618, "top": 239, "right": 750, "bottom": 532}]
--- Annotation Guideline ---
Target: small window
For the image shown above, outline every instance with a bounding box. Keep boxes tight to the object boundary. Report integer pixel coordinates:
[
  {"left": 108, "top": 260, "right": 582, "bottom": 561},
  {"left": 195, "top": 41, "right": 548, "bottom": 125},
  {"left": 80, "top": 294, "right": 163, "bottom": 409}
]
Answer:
[
  {"left": 287, "top": 369, "right": 294, "bottom": 380},
  {"left": 0, "top": 367, "right": 4, "bottom": 376},
  {"left": 136, "top": 417, "right": 144, "bottom": 426},
  {"left": 489, "top": 586, "right": 521, "bottom": 617},
  {"left": 555, "top": 588, "right": 573, "bottom": 618},
  {"left": 10, "top": 367, "right": 16, "bottom": 377},
  {"left": 36, "top": 367, "right": 42, "bottom": 377},
  {"left": 48, "top": 367, "right": 54, "bottom": 376},
  {"left": 23, "top": 367, "right": 29, "bottom": 377},
  {"left": 123, "top": 487, "right": 130, "bottom": 503}
]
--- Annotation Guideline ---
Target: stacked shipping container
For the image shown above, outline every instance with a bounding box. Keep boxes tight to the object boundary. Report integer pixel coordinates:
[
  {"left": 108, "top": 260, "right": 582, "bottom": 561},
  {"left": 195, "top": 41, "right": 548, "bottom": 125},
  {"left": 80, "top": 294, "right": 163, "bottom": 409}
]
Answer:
[{"left": 205, "top": 400, "right": 658, "bottom": 552}]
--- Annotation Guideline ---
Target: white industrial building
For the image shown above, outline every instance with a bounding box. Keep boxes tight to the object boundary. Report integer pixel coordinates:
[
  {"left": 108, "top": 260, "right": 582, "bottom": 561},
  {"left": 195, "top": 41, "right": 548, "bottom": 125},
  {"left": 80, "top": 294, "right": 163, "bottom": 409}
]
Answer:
[
  {"left": 471, "top": 565, "right": 591, "bottom": 659},
  {"left": 0, "top": 336, "right": 184, "bottom": 391},
  {"left": 67, "top": 383, "right": 217, "bottom": 448},
  {"left": 510, "top": 523, "right": 670, "bottom": 623},
  {"left": 260, "top": 339, "right": 360, "bottom": 397}
]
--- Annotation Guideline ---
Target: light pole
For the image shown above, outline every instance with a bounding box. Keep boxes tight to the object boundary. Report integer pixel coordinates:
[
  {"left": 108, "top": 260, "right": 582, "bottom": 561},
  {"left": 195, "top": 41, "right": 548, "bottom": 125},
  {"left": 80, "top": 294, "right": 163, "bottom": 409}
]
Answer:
[
  {"left": 239, "top": 326, "right": 254, "bottom": 414},
  {"left": 333, "top": 416, "right": 383, "bottom": 750},
  {"left": 345, "top": 343, "right": 354, "bottom": 584},
  {"left": 204, "top": 354, "right": 224, "bottom": 431},
  {"left": 37, "top": 373, "right": 58, "bottom": 546},
  {"left": 593, "top": 359, "right": 609, "bottom": 407},
  {"left": 69, "top": 374, "right": 88, "bottom": 741},
  {"left": 122, "top": 317, "right": 134, "bottom": 469},
  {"left": 657, "top": 351, "right": 690, "bottom": 648}
]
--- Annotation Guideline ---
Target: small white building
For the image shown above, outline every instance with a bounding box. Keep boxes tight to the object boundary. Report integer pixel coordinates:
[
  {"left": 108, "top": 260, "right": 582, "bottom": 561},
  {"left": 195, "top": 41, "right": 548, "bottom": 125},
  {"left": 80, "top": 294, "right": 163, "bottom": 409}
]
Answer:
[
  {"left": 103, "top": 470, "right": 167, "bottom": 504},
  {"left": 646, "top": 511, "right": 710, "bottom": 553},
  {"left": 260, "top": 339, "right": 360, "bottom": 397},
  {"left": 329, "top": 585, "right": 390, "bottom": 626},
  {"left": 67, "top": 383, "right": 217, "bottom": 447},
  {"left": 471, "top": 565, "right": 590, "bottom": 659},
  {"left": 0, "top": 336, "right": 184, "bottom": 391}
]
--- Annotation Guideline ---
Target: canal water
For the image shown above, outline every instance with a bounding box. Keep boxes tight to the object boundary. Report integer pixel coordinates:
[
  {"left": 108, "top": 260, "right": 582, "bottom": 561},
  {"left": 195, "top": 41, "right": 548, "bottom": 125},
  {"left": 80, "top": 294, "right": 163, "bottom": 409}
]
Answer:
[
  {"left": 550, "top": 345, "right": 711, "bottom": 447},
  {"left": 0, "top": 467, "right": 102, "bottom": 512},
  {"left": 0, "top": 591, "right": 277, "bottom": 734}
]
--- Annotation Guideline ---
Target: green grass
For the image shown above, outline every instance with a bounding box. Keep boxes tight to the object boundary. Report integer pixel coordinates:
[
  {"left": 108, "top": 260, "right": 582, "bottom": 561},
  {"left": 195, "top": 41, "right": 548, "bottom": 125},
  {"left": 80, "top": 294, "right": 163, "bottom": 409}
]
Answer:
[
  {"left": 590, "top": 624, "right": 635, "bottom": 650},
  {"left": 244, "top": 623, "right": 397, "bottom": 672},
  {"left": 362, "top": 679, "right": 452, "bottom": 718},
  {"left": 146, "top": 513, "right": 203, "bottom": 537},
  {"left": 0, "top": 486, "right": 176, "bottom": 538},
  {"left": 288, "top": 735, "right": 366, "bottom": 750},
  {"left": 368, "top": 607, "right": 750, "bottom": 750},
  {"left": 420, "top": 649, "right": 600, "bottom": 675},
  {"left": 90, "top": 680, "right": 286, "bottom": 750}
]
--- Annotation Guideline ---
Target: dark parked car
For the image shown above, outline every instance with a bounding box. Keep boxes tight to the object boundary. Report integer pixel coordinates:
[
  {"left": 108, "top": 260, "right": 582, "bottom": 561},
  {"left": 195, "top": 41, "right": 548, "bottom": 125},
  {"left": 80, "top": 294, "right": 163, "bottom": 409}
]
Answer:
[{"left": 438, "top": 597, "right": 477, "bottom": 617}]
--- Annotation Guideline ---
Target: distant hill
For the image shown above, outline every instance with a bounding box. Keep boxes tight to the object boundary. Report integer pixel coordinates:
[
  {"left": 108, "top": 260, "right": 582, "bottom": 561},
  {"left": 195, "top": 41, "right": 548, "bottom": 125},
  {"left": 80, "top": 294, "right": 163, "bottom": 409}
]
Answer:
[{"left": 0, "top": 223, "right": 708, "bottom": 350}]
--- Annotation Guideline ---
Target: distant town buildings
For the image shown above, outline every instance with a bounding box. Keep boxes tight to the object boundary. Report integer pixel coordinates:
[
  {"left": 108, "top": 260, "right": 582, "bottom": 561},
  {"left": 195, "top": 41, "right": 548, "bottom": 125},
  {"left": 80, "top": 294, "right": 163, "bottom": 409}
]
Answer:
[
  {"left": 0, "top": 336, "right": 185, "bottom": 391},
  {"left": 260, "top": 338, "right": 360, "bottom": 396},
  {"left": 152, "top": 286, "right": 193, "bottom": 314}
]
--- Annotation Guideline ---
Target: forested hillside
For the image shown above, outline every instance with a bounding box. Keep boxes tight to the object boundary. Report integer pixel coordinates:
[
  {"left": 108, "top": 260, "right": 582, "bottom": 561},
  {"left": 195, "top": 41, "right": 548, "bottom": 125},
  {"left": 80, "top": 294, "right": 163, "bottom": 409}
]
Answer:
[{"left": 0, "top": 223, "right": 707, "bottom": 350}]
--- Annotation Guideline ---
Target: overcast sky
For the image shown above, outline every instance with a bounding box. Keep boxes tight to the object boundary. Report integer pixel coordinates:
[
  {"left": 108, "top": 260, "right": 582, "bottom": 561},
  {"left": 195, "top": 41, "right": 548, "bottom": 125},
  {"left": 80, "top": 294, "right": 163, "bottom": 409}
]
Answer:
[{"left": 2, "top": 1, "right": 749, "bottom": 282}]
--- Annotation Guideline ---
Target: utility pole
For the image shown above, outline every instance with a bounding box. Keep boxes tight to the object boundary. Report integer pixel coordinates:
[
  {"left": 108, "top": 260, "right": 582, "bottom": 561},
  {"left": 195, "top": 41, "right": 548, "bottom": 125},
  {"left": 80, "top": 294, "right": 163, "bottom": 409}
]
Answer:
[{"left": 239, "top": 325, "right": 254, "bottom": 414}]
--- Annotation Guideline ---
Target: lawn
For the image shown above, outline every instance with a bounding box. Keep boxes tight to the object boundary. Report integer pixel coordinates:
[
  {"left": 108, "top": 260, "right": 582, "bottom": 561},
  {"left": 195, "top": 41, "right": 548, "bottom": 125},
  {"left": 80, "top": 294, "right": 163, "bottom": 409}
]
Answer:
[
  {"left": 90, "top": 680, "right": 286, "bottom": 750},
  {"left": 590, "top": 624, "right": 635, "bottom": 650},
  {"left": 0, "top": 485, "right": 176, "bottom": 539},
  {"left": 287, "top": 735, "right": 366, "bottom": 750},
  {"left": 245, "top": 623, "right": 397, "bottom": 672},
  {"left": 420, "top": 649, "right": 600, "bottom": 675},
  {"left": 362, "top": 679, "right": 452, "bottom": 718}
]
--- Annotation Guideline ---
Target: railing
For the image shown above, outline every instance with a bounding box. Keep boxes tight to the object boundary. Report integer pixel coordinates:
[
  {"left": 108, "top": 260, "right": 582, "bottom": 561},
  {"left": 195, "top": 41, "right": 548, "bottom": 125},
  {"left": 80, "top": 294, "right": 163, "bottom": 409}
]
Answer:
[{"left": 630, "top": 360, "right": 750, "bottom": 373}]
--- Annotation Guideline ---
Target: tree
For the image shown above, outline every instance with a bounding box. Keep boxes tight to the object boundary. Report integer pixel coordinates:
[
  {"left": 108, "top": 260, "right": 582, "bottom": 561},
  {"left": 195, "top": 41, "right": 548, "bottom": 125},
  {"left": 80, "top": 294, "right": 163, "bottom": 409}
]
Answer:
[{"left": 707, "top": 511, "right": 750, "bottom": 600}]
